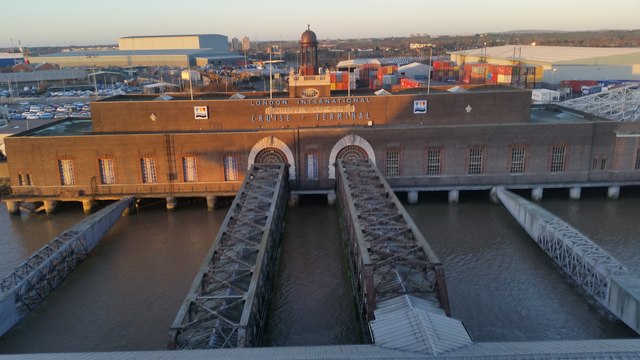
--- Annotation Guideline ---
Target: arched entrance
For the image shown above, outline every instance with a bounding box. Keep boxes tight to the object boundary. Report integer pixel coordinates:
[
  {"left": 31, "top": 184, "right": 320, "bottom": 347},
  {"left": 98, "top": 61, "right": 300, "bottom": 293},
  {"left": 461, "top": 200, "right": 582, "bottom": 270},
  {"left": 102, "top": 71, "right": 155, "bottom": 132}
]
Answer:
[
  {"left": 328, "top": 134, "right": 376, "bottom": 179},
  {"left": 248, "top": 136, "right": 296, "bottom": 180}
]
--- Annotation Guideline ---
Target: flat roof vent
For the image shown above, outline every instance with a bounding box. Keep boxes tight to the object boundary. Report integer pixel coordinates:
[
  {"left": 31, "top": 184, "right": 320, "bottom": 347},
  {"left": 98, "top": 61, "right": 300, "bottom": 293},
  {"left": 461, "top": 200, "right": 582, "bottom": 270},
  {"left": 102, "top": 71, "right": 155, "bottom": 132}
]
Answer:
[{"left": 154, "top": 94, "right": 173, "bottom": 101}]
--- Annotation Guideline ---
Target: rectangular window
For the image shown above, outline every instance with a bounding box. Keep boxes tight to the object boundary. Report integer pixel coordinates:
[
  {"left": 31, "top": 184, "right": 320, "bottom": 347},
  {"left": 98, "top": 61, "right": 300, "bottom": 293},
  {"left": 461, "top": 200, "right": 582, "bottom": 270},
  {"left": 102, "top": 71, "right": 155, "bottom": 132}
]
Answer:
[
  {"left": 140, "top": 158, "right": 157, "bottom": 183},
  {"left": 426, "top": 148, "right": 441, "bottom": 175},
  {"left": 468, "top": 147, "right": 484, "bottom": 174},
  {"left": 224, "top": 154, "right": 239, "bottom": 181},
  {"left": 635, "top": 149, "right": 640, "bottom": 170},
  {"left": 386, "top": 150, "right": 400, "bottom": 177},
  {"left": 99, "top": 158, "right": 116, "bottom": 184},
  {"left": 182, "top": 156, "right": 198, "bottom": 182},
  {"left": 58, "top": 159, "right": 75, "bottom": 185},
  {"left": 550, "top": 145, "right": 566, "bottom": 172},
  {"left": 18, "top": 174, "right": 32, "bottom": 186},
  {"left": 305, "top": 152, "right": 318, "bottom": 180},
  {"left": 510, "top": 146, "right": 526, "bottom": 174}
]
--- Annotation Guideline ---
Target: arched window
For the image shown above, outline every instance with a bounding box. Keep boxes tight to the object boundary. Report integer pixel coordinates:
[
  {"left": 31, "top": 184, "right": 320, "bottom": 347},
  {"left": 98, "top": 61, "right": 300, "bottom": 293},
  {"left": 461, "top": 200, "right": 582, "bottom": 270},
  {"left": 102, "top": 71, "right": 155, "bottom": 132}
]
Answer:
[
  {"left": 255, "top": 147, "right": 287, "bottom": 164},
  {"left": 336, "top": 145, "right": 368, "bottom": 161}
]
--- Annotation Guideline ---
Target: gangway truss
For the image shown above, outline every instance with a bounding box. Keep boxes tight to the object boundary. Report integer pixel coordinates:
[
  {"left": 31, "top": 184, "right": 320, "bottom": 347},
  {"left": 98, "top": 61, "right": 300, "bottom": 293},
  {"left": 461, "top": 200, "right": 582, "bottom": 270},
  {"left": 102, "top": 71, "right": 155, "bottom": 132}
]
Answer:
[
  {"left": 169, "top": 163, "right": 288, "bottom": 350},
  {"left": 494, "top": 187, "right": 640, "bottom": 334},
  {"left": 336, "top": 159, "right": 471, "bottom": 354},
  {"left": 560, "top": 85, "right": 640, "bottom": 121}
]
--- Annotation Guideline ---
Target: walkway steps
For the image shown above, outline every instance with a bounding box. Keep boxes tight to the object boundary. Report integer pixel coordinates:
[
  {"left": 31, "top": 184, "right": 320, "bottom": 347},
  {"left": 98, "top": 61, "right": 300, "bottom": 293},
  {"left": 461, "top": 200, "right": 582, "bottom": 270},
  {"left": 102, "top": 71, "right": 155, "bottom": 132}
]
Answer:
[
  {"left": 169, "top": 163, "right": 288, "bottom": 350},
  {"left": 0, "top": 197, "right": 134, "bottom": 337},
  {"left": 494, "top": 187, "right": 640, "bottom": 335}
]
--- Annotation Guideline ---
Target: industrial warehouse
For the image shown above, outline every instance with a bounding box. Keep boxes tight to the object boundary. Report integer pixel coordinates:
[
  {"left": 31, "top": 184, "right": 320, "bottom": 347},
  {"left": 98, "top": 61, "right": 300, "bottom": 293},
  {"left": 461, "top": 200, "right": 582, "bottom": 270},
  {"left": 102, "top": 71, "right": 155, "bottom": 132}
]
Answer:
[{"left": 3, "top": 28, "right": 640, "bottom": 214}]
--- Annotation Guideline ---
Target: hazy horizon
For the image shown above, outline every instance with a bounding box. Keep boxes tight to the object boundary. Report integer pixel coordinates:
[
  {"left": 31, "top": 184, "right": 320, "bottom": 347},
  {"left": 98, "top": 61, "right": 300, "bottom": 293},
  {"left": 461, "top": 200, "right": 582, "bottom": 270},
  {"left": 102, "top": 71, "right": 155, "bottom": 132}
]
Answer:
[{"left": 3, "top": 0, "right": 640, "bottom": 47}]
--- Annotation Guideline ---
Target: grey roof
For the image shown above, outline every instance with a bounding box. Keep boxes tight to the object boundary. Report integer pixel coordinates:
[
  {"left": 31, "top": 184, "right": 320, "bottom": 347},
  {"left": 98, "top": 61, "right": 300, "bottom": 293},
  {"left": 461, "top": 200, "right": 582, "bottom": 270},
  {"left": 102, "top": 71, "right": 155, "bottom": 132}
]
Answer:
[
  {"left": 370, "top": 295, "right": 473, "bottom": 355},
  {"left": 33, "top": 49, "right": 218, "bottom": 58},
  {"left": 119, "top": 34, "right": 226, "bottom": 39}
]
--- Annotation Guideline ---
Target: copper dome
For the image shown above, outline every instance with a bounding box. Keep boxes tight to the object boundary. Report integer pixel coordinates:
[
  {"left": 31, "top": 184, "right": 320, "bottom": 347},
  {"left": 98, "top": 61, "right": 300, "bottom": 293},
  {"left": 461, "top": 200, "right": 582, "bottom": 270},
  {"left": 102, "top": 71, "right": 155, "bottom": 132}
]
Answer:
[{"left": 300, "top": 27, "right": 318, "bottom": 44}]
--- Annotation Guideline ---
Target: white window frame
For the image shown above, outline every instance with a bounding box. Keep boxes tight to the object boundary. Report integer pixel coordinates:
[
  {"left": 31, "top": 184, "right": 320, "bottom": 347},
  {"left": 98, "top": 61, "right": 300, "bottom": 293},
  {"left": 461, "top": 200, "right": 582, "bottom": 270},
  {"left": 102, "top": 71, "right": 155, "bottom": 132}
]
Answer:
[
  {"left": 99, "top": 158, "right": 117, "bottom": 184},
  {"left": 141, "top": 158, "right": 158, "bottom": 183},
  {"left": 182, "top": 156, "right": 198, "bottom": 182},
  {"left": 58, "top": 159, "right": 75, "bottom": 185}
]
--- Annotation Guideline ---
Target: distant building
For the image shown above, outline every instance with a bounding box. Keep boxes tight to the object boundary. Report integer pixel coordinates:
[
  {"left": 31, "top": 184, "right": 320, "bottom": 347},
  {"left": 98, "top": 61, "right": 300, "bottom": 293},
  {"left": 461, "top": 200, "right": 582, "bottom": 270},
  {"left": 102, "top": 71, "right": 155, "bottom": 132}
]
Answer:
[
  {"left": 31, "top": 34, "right": 243, "bottom": 68},
  {"left": 450, "top": 45, "right": 640, "bottom": 85},
  {"left": 242, "top": 36, "right": 251, "bottom": 51},
  {"left": 230, "top": 38, "right": 241, "bottom": 51}
]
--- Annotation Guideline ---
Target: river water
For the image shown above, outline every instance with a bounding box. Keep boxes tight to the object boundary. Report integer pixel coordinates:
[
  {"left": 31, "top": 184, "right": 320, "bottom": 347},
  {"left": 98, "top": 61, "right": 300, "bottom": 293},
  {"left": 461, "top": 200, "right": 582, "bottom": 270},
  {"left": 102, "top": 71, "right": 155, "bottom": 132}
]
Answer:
[{"left": 0, "top": 188, "right": 638, "bottom": 354}]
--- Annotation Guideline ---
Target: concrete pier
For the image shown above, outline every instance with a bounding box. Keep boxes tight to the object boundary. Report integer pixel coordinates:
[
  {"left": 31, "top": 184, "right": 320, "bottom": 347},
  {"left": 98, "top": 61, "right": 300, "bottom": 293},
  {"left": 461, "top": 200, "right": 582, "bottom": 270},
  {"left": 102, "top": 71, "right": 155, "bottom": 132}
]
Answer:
[
  {"left": 569, "top": 187, "right": 582, "bottom": 200},
  {"left": 407, "top": 190, "right": 419, "bottom": 205},
  {"left": 165, "top": 197, "right": 177, "bottom": 211},
  {"left": 448, "top": 190, "right": 459, "bottom": 205},
  {"left": 5, "top": 200, "right": 20, "bottom": 215},
  {"left": 531, "top": 187, "right": 544, "bottom": 201},
  {"left": 327, "top": 191, "right": 337, "bottom": 206},
  {"left": 205, "top": 195, "right": 217, "bottom": 211},
  {"left": 608, "top": 185, "right": 621, "bottom": 200},
  {"left": 82, "top": 199, "right": 95, "bottom": 214},
  {"left": 44, "top": 200, "right": 58, "bottom": 214},
  {"left": 288, "top": 193, "right": 299, "bottom": 207}
]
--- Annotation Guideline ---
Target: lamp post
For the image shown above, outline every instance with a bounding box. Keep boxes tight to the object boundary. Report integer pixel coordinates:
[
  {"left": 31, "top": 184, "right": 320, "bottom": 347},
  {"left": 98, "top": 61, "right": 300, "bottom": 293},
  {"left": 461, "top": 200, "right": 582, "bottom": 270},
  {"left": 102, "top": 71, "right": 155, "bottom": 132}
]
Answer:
[
  {"left": 86, "top": 53, "right": 98, "bottom": 98},
  {"left": 427, "top": 46, "right": 433, "bottom": 94},
  {"left": 553, "top": 68, "right": 557, "bottom": 88}
]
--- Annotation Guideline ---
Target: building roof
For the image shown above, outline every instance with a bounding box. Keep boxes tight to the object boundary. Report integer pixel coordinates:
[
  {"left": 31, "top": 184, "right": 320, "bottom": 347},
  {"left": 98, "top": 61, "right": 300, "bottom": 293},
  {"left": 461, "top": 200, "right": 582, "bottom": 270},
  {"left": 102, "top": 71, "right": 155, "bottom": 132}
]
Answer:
[
  {"left": 450, "top": 45, "right": 640, "bottom": 65},
  {"left": 35, "top": 49, "right": 214, "bottom": 58},
  {"left": 119, "top": 34, "right": 226, "bottom": 39}
]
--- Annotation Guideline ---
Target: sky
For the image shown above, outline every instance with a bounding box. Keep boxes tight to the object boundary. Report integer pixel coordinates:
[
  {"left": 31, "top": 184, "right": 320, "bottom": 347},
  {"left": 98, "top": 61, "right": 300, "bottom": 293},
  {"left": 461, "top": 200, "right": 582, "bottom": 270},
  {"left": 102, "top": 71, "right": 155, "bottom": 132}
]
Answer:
[{"left": 2, "top": 0, "right": 640, "bottom": 47}]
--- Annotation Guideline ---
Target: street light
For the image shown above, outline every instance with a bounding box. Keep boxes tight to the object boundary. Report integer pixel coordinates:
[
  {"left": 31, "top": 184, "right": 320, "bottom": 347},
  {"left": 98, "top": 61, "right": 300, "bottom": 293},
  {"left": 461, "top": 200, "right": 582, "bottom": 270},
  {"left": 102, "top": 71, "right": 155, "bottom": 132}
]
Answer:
[{"left": 86, "top": 53, "right": 99, "bottom": 97}]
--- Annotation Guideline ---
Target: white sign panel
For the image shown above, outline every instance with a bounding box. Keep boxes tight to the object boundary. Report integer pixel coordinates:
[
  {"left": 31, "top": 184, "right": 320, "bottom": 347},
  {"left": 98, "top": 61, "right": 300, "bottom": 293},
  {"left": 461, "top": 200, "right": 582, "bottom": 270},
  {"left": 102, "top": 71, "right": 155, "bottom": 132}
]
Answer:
[
  {"left": 413, "top": 100, "right": 428, "bottom": 114},
  {"left": 194, "top": 106, "right": 209, "bottom": 119}
]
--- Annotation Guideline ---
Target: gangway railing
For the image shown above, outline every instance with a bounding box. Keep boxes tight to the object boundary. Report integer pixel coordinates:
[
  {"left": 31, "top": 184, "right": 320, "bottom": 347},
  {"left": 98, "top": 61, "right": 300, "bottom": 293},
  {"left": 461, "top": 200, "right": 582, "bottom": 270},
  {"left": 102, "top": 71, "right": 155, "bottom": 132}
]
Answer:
[
  {"left": 168, "top": 163, "right": 288, "bottom": 349},
  {"left": 494, "top": 187, "right": 640, "bottom": 335},
  {"left": 0, "top": 197, "right": 134, "bottom": 337}
]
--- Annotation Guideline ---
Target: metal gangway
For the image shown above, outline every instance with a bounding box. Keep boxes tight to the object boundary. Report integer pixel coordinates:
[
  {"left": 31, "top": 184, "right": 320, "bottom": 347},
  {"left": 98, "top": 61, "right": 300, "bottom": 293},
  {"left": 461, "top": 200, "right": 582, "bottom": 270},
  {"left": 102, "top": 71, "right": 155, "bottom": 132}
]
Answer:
[
  {"left": 0, "top": 197, "right": 134, "bottom": 337},
  {"left": 494, "top": 187, "right": 640, "bottom": 334},
  {"left": 335, "top": 159, "right": 472, "bottom": 355},
  {"left": 168, "top": 163, "right": 288, "bottom": 350},
  {"left": 560, "top": 85, "right": 640, "bottom": 121}
]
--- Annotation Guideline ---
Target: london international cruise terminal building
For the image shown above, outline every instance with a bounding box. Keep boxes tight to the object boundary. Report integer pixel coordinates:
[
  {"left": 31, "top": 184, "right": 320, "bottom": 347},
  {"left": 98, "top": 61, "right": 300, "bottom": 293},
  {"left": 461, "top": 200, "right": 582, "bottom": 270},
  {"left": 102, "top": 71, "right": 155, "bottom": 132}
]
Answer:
[{"left": 3, "top": 28, "right": 640, "bottom": 214}]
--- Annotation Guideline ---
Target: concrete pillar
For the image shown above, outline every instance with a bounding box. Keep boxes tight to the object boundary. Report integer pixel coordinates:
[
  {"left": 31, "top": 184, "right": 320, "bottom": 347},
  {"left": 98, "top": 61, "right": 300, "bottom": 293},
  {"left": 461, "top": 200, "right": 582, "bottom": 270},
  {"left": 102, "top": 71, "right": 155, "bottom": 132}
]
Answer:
[
  {"left": 407, "top": 191, "right": 419, "bottom": 205},
  {"left": 569, "top": 187, "right": 582, "bottom": 200},
  {"left": 288, "top": 194, "right": 299, "bottom": 208},
  {"left": 166, "top": 197, "right": 178, "bottom": 211},
  {"left": 82, "top": 199, "right": 95, "bottom": 214},
  {"left": 490, "top": 187, "right": 500, "bottom": 204},
  {"left": 206, "top": 195, "right": 217, "bottom": 211},
  {"left": 122, "top": 201, "right": 137, "bottom": 217},
  {"left": 608, "top": 186, "right": 620, "bottom": 200},
  {"left": 327, "top": 192, "right": 337, "bottom": 206},
  {"left": 531, "top": 187, "right": 544, "bottom": 201},
  {"left": 448, "top": 190, "right": 459, "bottom": 205},
  {"left": 5, "top": 200, "right": 21, "bottom": 215},
  {"left": 44, "top": 200, "right": 58, "bottom": 215}
]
